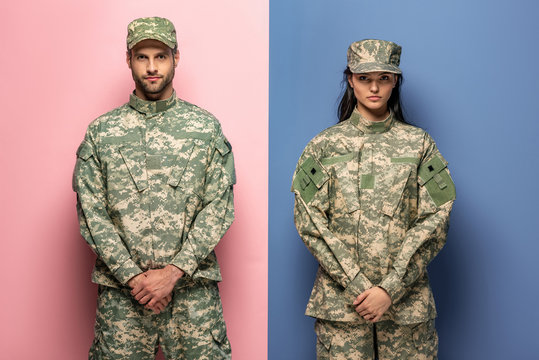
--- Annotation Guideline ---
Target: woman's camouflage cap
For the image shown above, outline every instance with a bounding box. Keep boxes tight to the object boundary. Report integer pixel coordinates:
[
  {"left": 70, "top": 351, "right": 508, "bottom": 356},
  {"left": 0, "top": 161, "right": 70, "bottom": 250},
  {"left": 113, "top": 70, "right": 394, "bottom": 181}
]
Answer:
[
  {"left": 347, "top": 39, "right": 402, "bottom": 74},
  {"left": 127, "top": 17, "right": 177, "bottom": 50}
]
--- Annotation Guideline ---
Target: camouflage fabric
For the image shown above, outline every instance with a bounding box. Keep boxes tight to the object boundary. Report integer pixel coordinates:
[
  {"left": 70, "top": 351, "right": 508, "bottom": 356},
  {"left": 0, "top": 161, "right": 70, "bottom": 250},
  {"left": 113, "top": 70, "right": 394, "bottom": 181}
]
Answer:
[
  {"left": 347, "top": 39, "right": 402, "bottom": 74},
  {"left": 74, "top": 91, "right": 235, "bottom": 358},
  {"left": 90, "top": 279, "right": 231, "bottom": 359},
  {"left": 73, "top": 91, "right": 235, "bottom": 288},
  {"left": 292, "top": 108, "right": 455, "bottom": 324},
  {"left": 127, "top": 17, "right": 177, "bottom": 50},
  {"left": 315, "top": 319, "right": 438, "bottom": 359}
]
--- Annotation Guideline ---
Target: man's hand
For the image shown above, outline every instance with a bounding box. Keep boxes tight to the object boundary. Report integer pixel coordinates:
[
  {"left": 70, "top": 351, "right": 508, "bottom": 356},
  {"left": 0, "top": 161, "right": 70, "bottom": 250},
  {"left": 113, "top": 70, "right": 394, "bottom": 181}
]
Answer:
[
  {"left": 146, "top": 294, "right": 173, "bottom": 315},
  {"left": 130, "top": 265, "right": 184, "bottom": 308},
  {"left": 353, "top": 286, "right": 392, "bottom": 323}
]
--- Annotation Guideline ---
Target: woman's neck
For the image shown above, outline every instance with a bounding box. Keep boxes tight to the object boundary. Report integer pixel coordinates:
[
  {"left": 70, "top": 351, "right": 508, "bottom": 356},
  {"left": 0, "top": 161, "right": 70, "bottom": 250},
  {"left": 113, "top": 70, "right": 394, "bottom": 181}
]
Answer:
[{"left": 355, "top": 104, "right": 389, "bottom": 122}]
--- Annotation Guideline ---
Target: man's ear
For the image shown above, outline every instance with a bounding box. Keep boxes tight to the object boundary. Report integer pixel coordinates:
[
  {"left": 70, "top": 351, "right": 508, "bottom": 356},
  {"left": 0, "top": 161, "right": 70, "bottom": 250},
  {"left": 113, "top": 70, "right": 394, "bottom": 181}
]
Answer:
[
  {"left": 126, "top": 51, "right": 132, "bottom": 69},
  {"left": 173, "top": 50, "right": 180, "bottom": 68}
]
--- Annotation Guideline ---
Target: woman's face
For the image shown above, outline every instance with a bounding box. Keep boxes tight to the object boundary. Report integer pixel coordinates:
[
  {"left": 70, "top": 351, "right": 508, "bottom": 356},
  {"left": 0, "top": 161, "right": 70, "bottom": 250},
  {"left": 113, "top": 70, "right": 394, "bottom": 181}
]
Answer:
[{"left": 348, "top": 72, "right": 397, "bottom": 118}]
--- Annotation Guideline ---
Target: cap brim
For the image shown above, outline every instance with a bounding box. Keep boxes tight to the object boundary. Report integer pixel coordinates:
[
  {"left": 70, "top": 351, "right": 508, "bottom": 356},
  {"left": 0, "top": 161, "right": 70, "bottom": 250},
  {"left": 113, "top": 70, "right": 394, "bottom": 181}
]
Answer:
[
  {"left": 349, "top": 63, "right": 402, "bottom": 74},
  {"left": 128, "top": 35, "right": 175, "bottom": 50}
]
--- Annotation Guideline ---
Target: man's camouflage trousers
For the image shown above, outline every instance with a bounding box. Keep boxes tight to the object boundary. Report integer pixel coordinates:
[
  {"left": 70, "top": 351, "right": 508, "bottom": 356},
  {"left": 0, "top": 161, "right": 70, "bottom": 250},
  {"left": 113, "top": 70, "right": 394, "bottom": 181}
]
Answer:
[
  {"left": 315, "top": 318, "right": 438, "bottom": 360},
  {"left": 89, "top": 279, "right": 231, "bottom": 360}
]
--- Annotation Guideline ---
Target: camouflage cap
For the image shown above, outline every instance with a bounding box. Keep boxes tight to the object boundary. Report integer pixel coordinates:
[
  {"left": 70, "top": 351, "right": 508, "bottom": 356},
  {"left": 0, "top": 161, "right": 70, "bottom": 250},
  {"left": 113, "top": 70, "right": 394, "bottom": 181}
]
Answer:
[
  {"left": 127, "top": 17, "right": 177, "bottom": 50},
  {"left": 347, "top": 39, "right": 402, "bottom": 74}
]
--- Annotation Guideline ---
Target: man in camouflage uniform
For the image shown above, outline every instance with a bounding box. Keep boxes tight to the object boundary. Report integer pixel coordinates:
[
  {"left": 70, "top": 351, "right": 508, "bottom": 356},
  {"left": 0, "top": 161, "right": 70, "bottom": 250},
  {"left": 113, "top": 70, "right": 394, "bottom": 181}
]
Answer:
[
  {"left": 73, "top": 17, "right": 234, "bottom": 359},
  {"left": 292, "top": 40, "right": 455, "bottom": 359}
]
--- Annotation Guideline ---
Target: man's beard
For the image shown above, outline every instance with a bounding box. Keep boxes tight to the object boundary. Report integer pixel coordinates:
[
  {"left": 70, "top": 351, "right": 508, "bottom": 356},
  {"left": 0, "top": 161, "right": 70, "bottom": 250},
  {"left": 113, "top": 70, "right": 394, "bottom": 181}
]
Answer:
[{"left": 134, "top": 67, "right": 174, "bottom": 97}]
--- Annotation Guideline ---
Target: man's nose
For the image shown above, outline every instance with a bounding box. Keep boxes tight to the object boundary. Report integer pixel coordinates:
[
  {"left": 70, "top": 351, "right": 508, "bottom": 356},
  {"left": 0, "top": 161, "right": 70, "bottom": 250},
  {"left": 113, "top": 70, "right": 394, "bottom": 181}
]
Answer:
[{"left": 147, "top": 59, "right": 157, "bottom": 73}]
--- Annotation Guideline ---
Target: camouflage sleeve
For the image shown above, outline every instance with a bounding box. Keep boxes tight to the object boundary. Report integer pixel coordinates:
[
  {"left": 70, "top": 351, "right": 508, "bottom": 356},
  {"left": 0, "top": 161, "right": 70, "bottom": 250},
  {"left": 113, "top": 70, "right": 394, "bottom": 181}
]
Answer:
[
  {"left": 73, "top": 132, "right": 143, "bottom": 285},
  {"left": 292, "top": 146, "right": 373, "bottom": 297},
  {"left": 171, "top": 130, "right": 235, "bottom": 277},
  {"left": 379, "top": 135, "right": 455, "bottom": 304}
]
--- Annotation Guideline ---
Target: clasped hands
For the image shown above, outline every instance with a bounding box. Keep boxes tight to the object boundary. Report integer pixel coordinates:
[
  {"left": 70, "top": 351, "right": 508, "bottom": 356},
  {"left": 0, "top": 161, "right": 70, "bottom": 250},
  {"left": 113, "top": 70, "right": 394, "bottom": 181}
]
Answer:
[
  {"left": 127, "top": 265, "right": 185, "bottom": 314},
  {"left": 353, "top": 286, "right": 392, "bottom": 323}
]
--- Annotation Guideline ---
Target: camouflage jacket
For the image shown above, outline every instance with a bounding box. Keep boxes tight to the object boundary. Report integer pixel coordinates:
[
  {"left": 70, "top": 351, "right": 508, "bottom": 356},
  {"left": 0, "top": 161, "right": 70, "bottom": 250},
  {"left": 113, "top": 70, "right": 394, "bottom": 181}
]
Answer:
[
  {"left": 292, "top": 109, "right": 455, "bottom": 324},
  {"left": 73, "top": 92, "right": 235, "bottom": 288}
]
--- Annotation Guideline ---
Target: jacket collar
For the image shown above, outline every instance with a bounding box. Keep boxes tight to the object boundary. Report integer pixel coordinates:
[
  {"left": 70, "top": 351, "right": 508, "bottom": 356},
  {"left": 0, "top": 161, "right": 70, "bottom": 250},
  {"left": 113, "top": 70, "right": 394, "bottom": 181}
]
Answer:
[
  {"left": 349, "top": 108, "right": 394, "bottom": 134},
  {"left": 129, "top": 91, "right": 177, "bottom": 114}
]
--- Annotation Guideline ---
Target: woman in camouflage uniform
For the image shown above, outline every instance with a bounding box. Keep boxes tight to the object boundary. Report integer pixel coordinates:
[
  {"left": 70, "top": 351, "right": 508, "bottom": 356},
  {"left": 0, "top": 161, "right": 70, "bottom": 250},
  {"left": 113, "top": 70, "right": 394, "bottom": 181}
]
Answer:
[{"left": 292, "top": 39, "right": 455, "bottom": 359}]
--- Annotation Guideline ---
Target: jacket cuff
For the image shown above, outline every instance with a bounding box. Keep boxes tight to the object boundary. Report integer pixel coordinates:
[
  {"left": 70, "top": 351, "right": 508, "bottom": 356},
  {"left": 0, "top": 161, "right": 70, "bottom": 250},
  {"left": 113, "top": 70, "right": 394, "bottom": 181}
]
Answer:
[
  {"left": 342, "top": 270, "right": 373, "bottom": 302},
  {"left": 113, "top": 258, "right": 143, "bottom": 285},
  {"left": 379, "top": 270, "right": 406, "bottom": 304},
  {"left": 171, "top": 247, "right": 198, "bottom": 277}
]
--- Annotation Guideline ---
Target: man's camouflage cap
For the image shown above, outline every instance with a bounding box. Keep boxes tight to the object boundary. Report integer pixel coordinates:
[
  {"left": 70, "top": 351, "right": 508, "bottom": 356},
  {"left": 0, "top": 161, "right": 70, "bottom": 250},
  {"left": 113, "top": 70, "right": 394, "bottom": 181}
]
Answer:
[
  {"left": 127, "top": 17, "right": 177, "bottom": 50},
  {"left": 347, "top": 39, "right": 402, "bottom": 74}
]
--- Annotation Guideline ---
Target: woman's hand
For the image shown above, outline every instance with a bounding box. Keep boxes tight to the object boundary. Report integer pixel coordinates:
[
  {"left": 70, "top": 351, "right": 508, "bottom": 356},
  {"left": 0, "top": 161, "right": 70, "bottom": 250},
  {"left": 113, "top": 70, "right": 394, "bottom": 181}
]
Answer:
[{"left": 353, "top": 286, "right": 392, "bottom": 323}]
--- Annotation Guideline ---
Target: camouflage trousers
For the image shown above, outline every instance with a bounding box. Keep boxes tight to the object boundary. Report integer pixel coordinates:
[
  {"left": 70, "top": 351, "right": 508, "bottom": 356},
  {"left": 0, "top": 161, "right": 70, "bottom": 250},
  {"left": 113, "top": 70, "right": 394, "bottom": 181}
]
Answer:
[
  {"left": 89, "top": 279, "right": 231, "bottom": 360},
  {"left": 315, "top": 318, "right": 438, "bottom": 360}
]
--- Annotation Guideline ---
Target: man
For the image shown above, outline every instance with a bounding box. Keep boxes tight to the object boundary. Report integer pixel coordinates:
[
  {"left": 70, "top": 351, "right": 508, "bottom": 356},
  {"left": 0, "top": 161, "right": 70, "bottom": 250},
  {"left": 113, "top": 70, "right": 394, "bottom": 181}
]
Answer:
[{"left": 73, "top": 17, "right": 235, "bottom": 359}]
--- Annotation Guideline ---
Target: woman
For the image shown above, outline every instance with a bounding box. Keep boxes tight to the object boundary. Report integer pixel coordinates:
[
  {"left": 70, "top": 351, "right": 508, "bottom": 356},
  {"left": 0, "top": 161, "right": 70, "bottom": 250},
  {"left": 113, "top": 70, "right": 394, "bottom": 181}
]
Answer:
[{"left": 292, "top": 39, "right": 455, "bottom": 359}]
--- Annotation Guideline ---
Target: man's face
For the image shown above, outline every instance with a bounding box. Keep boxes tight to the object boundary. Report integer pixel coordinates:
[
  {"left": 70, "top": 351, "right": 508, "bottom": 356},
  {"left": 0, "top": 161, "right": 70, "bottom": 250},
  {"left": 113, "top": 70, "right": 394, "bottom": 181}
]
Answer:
[{"left": 127, "top": 39, "right": 180, "bottom": 101}]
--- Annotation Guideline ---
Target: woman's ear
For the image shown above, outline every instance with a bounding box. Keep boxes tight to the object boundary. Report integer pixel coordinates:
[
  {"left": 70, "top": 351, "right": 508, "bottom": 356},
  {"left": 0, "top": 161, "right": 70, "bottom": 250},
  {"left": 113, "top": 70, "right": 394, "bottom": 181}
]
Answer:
[
  {"left": 348, "top": 74, "right": 353, "bottom": 88},
  {"left": 393, "top": 74, "right": 398, "bottom": 88}
]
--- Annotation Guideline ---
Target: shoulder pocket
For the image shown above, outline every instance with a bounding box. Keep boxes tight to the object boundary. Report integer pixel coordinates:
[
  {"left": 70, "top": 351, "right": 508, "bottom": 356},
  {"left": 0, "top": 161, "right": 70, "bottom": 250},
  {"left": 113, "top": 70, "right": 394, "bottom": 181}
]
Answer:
[
  {"left": 76, "top": 141, "right": 94, "bottom": 161},
  {"left": 419, "top": 154, "right": 456, "bottom": 207},
  {"left": 293, "top": 157, "right": 329, "bottom": 204},
  {"left": 216, "top": 137, "right": 232, "bottom": 156}
]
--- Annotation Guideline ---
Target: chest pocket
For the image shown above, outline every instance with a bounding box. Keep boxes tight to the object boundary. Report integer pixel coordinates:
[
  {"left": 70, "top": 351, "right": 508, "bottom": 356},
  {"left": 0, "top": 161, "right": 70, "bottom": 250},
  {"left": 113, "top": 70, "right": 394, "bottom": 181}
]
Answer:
[
  {"left": 321, "top": 152, "right": 360, "bottom": 213},
  {"left": 118, "top": 145, "right": 148, "bottom": 192},
  {"left": 380, "top": 164, "right": 414, "bottom": 217},
  {"left": 167, "top": 139, "right": 210, "bottom": 198},
  {"left": 101, "top": 142, "right": 147, "bottom": 207},
  {"left": 167, "top": 140, "right": 196, "bottom": 188}
]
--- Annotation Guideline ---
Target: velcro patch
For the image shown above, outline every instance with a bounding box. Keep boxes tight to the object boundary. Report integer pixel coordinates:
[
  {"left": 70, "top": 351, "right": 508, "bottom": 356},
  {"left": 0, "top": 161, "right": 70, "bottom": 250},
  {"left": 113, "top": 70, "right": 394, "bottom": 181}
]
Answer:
[
  {"left": 292, "top": 157, "right": 328, "bottom": 203},
  {"left": 419, "top": 154, "right": 455, "bottom": 206}
]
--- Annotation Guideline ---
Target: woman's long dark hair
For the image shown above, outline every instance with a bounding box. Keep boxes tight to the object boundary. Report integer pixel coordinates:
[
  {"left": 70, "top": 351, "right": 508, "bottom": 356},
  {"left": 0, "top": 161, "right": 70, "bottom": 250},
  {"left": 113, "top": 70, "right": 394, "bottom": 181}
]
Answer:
[{"left": 337, "top": 67, "right": 408, "bottom": 124}]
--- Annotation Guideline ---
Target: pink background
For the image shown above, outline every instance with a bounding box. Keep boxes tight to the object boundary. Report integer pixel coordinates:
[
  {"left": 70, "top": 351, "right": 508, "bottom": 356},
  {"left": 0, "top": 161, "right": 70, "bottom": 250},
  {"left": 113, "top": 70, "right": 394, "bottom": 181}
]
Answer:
[{"left": 0, "top": 1, "right": 268, "bottom": 359}]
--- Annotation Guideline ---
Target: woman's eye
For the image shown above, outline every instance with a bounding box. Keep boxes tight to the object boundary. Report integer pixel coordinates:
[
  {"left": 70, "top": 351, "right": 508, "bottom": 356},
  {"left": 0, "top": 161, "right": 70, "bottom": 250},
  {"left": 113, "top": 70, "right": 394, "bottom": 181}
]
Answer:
[
  {"left": 358, "top": 76, "right": 368, "bottom": 81},
  {"left": 380, "top": 75, "right": 389, "bottom": 81}
]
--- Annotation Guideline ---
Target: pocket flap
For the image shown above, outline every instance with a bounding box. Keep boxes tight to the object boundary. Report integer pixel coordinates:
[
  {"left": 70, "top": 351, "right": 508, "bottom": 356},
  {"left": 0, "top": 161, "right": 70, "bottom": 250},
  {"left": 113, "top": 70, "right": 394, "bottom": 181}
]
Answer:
[
  {"left": 418, "top": 154, "right": 447, "bottom": 185},
  {"left": 210, "top": 321, "right": 227, "bottom": 344},
  {"left": 300, "top": 157, "right": 328, "bottom": 189},
  {"left": 76, "top": 141, "right": 93, "bottom": 161},
  {"left": 167, "top": 141, "right": 195, "bottom": 188},
  {"left": 381, "top": 165, "right": 412, "bottom": 217},
  {"left": 293, "top": 157, "right": 329, "bottom": 204},
  {"left": 119, "top": 146, "right": 148, "bottom": 192},
  {"left": 314, "top": 321, "right": 332, "bottom": 351}
]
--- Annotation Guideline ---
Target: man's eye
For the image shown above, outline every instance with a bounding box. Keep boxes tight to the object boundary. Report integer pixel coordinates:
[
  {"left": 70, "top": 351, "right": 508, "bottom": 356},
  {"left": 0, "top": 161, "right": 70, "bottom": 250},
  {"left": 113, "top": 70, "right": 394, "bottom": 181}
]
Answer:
[
  {"left": 158, "top": 55, "right": 166, "bottom": 59},
  {"left": 137, "top": 55, "right": 146, "bottom": 60}
]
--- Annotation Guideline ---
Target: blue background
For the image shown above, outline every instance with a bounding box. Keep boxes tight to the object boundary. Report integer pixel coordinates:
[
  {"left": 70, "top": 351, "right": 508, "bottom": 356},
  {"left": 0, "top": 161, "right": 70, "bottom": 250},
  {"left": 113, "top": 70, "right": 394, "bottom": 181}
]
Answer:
[{"left": 269, "top": 0, "right": 539, "bottom": 359}]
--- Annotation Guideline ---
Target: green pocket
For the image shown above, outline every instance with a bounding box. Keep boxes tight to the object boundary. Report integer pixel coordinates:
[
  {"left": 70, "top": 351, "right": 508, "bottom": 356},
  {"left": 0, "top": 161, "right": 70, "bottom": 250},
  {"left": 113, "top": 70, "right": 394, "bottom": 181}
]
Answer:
[{"left": 293, "top": 157, "right": 329, "bottom": 203}]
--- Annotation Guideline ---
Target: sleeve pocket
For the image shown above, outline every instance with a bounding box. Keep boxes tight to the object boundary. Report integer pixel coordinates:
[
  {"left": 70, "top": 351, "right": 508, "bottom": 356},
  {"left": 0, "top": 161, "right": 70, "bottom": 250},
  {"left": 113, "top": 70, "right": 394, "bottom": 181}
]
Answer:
[
  {"left": 418, "top": 154, "right": 456, "bottom": 207},
  {"left": 292, "top": 157, "right": 329, "bottom": 204},
  {"left": 76, "top": 141, "right": 94, "bottom": 161}
]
